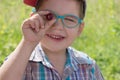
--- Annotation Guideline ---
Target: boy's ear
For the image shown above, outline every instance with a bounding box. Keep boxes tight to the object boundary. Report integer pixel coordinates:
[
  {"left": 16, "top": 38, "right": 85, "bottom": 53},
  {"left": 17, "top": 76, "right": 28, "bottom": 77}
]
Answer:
[{"left": 77, "top": 22, "right": 85, "bottom": 36}]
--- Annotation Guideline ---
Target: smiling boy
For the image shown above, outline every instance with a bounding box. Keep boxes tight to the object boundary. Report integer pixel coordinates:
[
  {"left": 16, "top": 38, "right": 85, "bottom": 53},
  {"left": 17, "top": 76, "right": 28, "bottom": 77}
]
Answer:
[{"left": 0, "top": 0, "right": 104, "bottom": 80}]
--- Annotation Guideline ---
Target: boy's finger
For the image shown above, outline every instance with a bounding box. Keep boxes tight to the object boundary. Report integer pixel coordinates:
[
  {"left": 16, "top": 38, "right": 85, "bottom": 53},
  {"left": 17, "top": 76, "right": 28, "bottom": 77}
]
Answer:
[
  {"left": 37, "top": 11, "right": 51, "bottom": 26},
  {"left": 30, "top": 13, "right": 45, "bottom": 29},
  {"left": 37, "top": 10, "right": 50, "bottom": 16},
  {"left": 34, "top": 19, "right": 40, "bottom": 32},
  {"left": 23, "top": 18, "right": 35, "bottom": 29}
]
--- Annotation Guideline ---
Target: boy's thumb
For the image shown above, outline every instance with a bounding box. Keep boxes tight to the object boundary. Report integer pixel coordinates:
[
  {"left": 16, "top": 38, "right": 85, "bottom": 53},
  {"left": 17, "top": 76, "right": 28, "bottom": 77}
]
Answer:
[{"left": 44, "top": 19, "right": 56, "bottom": 30}]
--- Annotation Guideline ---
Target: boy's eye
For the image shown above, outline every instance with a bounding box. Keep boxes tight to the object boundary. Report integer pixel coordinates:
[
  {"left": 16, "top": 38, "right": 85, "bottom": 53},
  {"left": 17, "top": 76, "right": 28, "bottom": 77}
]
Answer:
[
  {"left": 64, "top": 16, "right": 78, "bottom": 23},
  {"left": 64, "top": 18, "right": 75, "bottom": 22},
  {"left": 45, "top": 13, "right": 54, "bottom": 21}
]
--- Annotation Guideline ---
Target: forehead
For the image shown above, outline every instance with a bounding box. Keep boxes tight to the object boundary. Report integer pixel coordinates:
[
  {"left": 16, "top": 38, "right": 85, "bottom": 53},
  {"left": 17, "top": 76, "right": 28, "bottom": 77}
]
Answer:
[{"left": 39, "top": 0, "right": 80, "bottom": 16}]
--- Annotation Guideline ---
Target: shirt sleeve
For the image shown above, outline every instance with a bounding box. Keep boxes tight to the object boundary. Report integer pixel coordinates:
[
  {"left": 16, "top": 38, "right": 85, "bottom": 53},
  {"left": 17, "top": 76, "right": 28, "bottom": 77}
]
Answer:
[{"left": 94, "top": 62, "right": 104, "bottom": 80}]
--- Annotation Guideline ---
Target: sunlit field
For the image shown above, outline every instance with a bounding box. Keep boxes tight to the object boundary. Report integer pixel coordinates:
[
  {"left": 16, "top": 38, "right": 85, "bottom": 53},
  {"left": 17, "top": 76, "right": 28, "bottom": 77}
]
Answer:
[{"left": 0, "top": 0, "right": 120, "bottom": 80}]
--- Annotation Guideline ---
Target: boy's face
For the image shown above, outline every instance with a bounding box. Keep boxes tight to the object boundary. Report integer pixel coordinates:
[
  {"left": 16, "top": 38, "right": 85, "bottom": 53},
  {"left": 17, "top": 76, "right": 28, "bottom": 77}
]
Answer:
[{"left": 39, "top": 0, "right": 84, "bottom": 52}]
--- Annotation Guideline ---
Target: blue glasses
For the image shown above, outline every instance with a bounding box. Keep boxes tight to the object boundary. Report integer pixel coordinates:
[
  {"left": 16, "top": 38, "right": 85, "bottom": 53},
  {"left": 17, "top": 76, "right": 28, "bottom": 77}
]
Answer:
[{"left": 42, "top": 9, "right": 83, "bottom": 28}]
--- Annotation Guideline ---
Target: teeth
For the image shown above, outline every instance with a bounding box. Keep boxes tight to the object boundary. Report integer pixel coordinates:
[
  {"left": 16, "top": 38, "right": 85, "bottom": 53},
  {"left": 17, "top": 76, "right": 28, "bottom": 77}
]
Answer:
[
  {"left": 48, "top": 34, "right": 63, "bottom": 39},
  {"left": 52, "top": 35, "right": 60, "bottom": 38},
  {"left": 51, "top": 35, "right": 61, "bottom": 39}
]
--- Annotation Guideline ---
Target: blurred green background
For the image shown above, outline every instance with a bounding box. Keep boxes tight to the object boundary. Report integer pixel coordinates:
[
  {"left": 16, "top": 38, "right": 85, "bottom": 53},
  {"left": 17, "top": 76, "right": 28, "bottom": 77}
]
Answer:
[{"left": 0, "top": 0, "right": 120, "bottom": 80}]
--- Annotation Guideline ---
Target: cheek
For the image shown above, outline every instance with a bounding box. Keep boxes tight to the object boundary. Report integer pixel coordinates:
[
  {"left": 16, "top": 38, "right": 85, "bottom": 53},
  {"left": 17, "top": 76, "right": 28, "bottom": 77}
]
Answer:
[{"left": 67, "top": 29, "right": 79, "bottom": 39}]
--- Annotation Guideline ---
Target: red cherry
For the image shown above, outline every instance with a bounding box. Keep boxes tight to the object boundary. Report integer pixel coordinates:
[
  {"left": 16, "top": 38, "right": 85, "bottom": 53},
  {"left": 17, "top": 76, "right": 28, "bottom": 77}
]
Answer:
[{"left": 46, "top": 13, "right": 54, "bottom": 20}]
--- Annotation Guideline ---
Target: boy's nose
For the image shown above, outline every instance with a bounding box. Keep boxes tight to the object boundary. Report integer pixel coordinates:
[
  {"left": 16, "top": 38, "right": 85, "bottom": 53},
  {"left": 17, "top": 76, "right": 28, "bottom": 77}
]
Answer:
[{"left": 52, "top": 19, "right": 64, "bottom": 30}]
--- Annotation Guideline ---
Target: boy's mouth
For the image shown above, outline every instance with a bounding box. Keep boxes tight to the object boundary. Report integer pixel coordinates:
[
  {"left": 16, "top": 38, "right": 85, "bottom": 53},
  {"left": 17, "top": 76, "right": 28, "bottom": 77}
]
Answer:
[{"left": 46, "top": 34, "right": 65, "bottom": 41}]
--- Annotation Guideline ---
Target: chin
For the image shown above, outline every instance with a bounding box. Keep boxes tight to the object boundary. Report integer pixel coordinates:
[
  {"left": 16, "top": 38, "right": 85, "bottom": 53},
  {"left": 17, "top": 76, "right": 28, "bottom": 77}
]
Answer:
[{"left": 41, "top": 43, "right": 67, "bottom": 53}]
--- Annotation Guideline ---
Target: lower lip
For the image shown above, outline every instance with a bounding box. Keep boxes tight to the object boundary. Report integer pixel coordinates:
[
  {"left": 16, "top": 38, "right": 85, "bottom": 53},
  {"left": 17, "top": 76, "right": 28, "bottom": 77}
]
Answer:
[{"left": 46, "top": 34, "right": 64, "bottom": 42}]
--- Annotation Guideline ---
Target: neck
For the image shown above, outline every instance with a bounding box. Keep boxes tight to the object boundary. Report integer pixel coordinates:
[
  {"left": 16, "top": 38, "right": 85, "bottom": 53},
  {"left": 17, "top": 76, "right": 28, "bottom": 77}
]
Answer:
[{"left": 41, "top": 45, "right": 67, "bottom": 76}]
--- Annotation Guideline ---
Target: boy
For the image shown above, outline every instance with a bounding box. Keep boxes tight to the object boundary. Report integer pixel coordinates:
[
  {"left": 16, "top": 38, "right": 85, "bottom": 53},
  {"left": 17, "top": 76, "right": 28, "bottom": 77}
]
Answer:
[{"left": 0, "top": 0, "right": 104, "bottom": 80}]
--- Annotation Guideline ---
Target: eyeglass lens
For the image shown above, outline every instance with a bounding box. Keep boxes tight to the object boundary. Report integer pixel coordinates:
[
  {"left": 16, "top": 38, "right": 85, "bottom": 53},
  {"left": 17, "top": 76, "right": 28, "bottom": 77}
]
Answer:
[{"left": 63, "top": 16, "right": 78, "bottom": 27}]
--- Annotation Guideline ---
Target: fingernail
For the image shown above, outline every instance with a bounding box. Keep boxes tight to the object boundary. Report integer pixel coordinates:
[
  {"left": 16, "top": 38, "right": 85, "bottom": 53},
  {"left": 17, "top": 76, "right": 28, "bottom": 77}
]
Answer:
[{"left": 30, "top": 12, "right": 34, "bottom": 16}]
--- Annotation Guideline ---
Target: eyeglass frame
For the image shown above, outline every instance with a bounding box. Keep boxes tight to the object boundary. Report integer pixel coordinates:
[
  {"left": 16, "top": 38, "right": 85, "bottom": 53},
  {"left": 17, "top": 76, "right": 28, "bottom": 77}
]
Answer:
[{"left": 33, "top": 8, "right": 83, "bottom": 28}]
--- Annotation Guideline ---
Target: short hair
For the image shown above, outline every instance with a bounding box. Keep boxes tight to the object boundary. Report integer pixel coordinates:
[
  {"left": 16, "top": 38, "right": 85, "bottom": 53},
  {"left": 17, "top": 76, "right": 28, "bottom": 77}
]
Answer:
[{"left": 35, "top": 0, "right": 86, "bottom": 19}]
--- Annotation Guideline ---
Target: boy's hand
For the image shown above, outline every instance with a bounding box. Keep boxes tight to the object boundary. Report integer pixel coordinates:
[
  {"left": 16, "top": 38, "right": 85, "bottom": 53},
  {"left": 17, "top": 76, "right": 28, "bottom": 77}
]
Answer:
[{"left": 21, "top": 11, "right": 55, "bottom": 44}]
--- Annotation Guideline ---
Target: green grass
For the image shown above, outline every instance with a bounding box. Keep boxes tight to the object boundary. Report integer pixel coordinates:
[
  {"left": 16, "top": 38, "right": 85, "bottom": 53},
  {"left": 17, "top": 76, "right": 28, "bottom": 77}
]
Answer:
[{"left": 0, "top": 0, "right": 120, "bottom": 80}]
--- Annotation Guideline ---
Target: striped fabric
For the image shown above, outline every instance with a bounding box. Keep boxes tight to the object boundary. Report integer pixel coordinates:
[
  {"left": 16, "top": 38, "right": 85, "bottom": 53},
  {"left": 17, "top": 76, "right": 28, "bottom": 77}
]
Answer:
[{"left": 23, "top": 44, "right": 104, "bottom": 80}]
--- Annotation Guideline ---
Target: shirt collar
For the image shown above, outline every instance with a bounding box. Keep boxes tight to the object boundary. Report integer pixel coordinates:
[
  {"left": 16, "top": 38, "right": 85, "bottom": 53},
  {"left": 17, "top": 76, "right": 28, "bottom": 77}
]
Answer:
[
  {"left": 29, "top": 44, "right": 53, "bottom": 68},
  {"left": 66, "top": 47, "right": 93, "bottom": 71},
  {"left": 29, "top": 44, "right": 93, "bottom": 70}
]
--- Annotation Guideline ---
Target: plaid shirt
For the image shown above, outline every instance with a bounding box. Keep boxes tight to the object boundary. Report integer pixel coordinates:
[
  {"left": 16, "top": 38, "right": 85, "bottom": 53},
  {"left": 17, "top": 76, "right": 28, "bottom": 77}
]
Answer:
[{"left": 23, "top": 45, "right": 104, "bottom": 80}]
